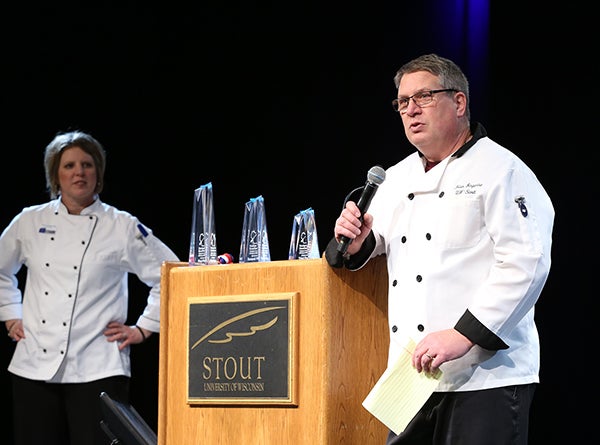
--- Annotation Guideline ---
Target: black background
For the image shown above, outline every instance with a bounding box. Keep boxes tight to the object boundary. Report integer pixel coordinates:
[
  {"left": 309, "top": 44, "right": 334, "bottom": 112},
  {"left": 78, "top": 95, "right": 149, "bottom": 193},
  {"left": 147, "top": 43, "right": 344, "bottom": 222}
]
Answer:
[{"left": 1, "top": 2, "right": 592, "bottom": 443}]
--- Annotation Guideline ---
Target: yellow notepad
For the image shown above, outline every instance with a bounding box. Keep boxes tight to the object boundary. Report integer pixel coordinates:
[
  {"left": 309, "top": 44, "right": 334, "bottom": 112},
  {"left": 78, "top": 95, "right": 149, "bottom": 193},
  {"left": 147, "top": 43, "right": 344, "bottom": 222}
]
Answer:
[{"left": 362, "top": 338, "right": 442, "bottom": 435}]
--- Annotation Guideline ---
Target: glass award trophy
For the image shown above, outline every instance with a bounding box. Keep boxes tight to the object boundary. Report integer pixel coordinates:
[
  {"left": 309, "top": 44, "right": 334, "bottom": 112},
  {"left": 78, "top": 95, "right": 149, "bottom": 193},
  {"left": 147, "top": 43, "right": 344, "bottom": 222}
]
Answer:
[
  {"left": 188, "top": 182, "right": 218, "bottom": 265},
  {"left": 239, "top": 195, "right": 271, "bottom": 263},
  {"left": 288, "top": 207, "right": 320, "bottom": 260}
]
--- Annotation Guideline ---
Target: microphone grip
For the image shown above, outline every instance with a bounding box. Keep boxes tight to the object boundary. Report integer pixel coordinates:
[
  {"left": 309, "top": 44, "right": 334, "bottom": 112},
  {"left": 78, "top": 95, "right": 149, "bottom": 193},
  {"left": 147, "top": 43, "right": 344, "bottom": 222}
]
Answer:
[
  {"left": 336, "top": 234, "right": 352, "bottom": 255},
  {"left": 336, "top": 182, "right": 378, "bottom": 255}
]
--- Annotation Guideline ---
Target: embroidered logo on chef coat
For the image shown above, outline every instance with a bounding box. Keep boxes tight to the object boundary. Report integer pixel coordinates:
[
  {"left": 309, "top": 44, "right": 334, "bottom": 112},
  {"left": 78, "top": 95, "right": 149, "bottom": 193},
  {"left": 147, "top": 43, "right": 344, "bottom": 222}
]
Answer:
[
  {"left": 38, "top": 225, "right": 57, "bottom": 234},
  {"left": 514, "top": 196, "right": 528, "bottom": 217}
]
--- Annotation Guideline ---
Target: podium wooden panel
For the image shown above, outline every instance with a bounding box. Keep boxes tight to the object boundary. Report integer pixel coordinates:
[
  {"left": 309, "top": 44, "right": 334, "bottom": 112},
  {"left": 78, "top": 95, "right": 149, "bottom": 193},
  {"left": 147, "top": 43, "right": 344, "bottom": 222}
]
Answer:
[{"left": 158, "top": 256, "right": 389, "bottom": 444}]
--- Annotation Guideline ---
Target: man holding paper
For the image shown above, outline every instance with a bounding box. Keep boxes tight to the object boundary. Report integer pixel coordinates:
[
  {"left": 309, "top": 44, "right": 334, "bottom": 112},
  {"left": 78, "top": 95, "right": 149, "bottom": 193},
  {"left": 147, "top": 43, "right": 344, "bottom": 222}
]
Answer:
[{"left": 325, "top": 54, "right": 554, "bottom": 444}]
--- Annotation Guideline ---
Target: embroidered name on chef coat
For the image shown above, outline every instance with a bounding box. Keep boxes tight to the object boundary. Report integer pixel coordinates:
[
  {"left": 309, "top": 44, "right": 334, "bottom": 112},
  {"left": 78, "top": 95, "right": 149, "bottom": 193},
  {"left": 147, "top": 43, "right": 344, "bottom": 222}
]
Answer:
[{"left": 38, "top": 225, "right": 57, "bottom": 234}]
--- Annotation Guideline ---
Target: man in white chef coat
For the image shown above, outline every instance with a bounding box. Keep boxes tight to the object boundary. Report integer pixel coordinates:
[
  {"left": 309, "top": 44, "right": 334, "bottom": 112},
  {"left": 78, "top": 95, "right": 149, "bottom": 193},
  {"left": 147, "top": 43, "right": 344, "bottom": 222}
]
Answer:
[{"left": 326, "top": 53, "right": 554, "bottom": 445}]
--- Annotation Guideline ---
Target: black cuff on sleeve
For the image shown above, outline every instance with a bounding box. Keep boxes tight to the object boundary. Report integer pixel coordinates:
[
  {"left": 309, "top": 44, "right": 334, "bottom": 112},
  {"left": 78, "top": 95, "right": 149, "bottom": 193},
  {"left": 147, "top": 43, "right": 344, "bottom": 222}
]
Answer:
[
  {"left": 324, "top": 237, "right": 345, "bottom": 268},
  {"left": 454, "top": 310, "right": 509, "bottom": 351},
  {"left": 343, "top": 232, "right": 376, "bottom": 270},
  {"left": 324, "top": 232, "right": 376, "bottom": 270}
]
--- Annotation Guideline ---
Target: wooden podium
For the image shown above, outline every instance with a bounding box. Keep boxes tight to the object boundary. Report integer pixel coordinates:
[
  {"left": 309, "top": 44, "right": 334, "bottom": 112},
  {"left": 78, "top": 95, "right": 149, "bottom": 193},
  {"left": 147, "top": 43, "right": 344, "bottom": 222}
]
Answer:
[{"left": 157, "top": 256, "right": 389, "bottom": 444}]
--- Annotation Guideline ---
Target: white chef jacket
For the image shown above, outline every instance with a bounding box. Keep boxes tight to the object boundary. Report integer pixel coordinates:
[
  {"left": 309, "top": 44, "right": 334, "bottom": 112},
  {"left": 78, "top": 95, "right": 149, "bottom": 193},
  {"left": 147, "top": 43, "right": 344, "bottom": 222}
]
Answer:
[
  {"left": 0, "top": 197, "right": 179, "bottom": 383},
  {"left": 360, "top": 124, "right": 554, "bottom": 392}
]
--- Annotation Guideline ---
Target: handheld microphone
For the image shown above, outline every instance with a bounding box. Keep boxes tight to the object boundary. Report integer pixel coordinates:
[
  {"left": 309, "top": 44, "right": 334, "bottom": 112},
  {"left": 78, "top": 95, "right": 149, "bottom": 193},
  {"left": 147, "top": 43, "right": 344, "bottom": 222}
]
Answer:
[{"left": 336, "top": 165, "right": 386, "bottom": 255}]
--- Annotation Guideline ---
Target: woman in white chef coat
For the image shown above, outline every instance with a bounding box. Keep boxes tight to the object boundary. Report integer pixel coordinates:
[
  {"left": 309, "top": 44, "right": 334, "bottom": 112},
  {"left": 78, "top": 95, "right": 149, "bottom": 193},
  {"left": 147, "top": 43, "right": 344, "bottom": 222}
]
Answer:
[
  {"left": 326, "top": 54, "right": 554, "bottom": 445},
  {"left": 0, "top": 130, "right": 179, "bottom": 445}
]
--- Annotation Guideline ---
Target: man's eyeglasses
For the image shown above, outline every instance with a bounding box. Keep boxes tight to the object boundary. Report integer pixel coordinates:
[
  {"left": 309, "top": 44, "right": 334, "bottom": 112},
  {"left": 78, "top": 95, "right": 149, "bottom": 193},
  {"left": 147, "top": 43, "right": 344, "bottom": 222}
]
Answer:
[{"left": 392, "top": 89, "right": 458, "bottom": 113}]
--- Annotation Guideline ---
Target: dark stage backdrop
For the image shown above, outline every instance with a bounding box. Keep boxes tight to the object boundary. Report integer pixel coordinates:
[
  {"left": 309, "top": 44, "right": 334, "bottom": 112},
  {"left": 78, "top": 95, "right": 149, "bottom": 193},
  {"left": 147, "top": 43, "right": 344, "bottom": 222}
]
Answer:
[{"left": 1, "top": 2, "right": 591, "bottom": 444}]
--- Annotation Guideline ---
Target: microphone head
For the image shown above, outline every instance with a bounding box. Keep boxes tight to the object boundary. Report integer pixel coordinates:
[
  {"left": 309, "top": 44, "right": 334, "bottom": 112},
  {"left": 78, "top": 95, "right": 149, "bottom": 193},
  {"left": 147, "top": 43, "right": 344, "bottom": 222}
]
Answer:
[{"left": 367, "top": 165, "right": 386, "bottom": 186}]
